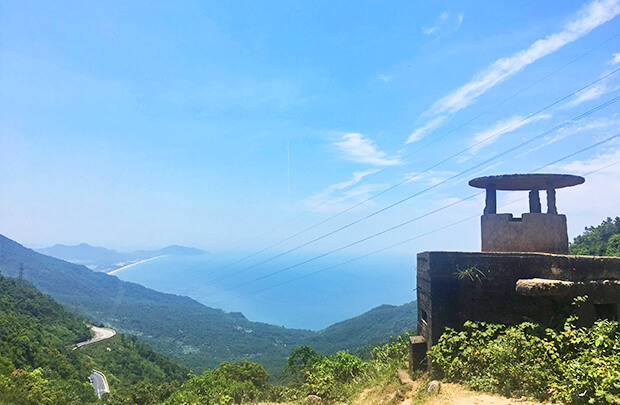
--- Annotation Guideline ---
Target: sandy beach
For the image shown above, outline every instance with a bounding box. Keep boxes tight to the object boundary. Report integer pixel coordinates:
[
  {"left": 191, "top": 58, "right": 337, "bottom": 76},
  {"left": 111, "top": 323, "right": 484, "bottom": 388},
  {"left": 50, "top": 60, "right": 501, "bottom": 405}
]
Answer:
[{"left": 108, "top": 255, "right": 166, "bottom": 274}]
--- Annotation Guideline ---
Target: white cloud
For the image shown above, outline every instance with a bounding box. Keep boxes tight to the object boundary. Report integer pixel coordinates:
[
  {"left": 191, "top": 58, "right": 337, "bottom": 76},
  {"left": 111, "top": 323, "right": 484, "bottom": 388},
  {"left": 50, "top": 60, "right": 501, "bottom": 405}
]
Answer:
[
  {"left": 324, "top": 170, "right": 378, "bottom": 193},
  {"left": 609, "top": 53, "right": 620, "bottom": 64},
  {"left": 550, "top": 144, "right": 620, "bottom": 236},
  {"left": 378, "top": 74, "right": 393, "bottom": 83},
  {"left": 333, "top": 133, "right": 401, "bottom": 166},
  {"left": 406, "top": 116, "right": 447, "bottom": 144},
  {"left": 517, "top": 117, "right": 620, "bottom": 157},
  {"left": 423, "top": 11, "right": 464, "bottom": 37},
  {"left": 304, "top": 174, "right": 386, "bottom": 213},
  {"left": 469, "top": 114, "right": 552, "bottom": 155},
  {"left": 403, "top": 170, "right": 458, "bottom": 186},
  {"left": 563, "top": 77, "right": 619, "bottom": 108},
  {"left": 428, "top": 0, "right": 620, "bottom": 115}
]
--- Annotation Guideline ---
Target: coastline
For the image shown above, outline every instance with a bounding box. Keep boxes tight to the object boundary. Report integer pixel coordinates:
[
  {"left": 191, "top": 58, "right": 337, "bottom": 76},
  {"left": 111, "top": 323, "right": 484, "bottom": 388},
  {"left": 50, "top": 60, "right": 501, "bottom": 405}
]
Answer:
[{"left": 107, "top": 255, "right": 166, "bottom": 275}]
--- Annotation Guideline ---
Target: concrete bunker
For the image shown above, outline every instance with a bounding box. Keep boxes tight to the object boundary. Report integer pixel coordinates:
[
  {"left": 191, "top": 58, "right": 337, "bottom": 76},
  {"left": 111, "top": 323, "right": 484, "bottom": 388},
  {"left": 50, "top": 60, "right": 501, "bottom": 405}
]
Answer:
[{"left": 409, "top": 173, "right": 620, "bottom": 372}]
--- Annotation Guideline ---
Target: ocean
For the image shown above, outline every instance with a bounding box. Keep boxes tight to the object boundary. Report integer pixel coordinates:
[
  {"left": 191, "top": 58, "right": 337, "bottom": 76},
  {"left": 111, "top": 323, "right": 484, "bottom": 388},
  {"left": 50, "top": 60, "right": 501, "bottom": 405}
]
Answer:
[{"left": 112, "top": 252, "right": 416, "bottom": 330}]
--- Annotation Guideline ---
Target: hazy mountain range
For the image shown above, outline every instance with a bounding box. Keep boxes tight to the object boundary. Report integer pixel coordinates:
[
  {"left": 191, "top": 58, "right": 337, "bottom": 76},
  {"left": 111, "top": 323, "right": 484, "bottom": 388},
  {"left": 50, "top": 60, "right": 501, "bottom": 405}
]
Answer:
[
  {"left": 0, "top": 234, "right": 416, "bottom": 374},
  {"left": 35, "top": 243, "right": 207, "bottom": 272}
]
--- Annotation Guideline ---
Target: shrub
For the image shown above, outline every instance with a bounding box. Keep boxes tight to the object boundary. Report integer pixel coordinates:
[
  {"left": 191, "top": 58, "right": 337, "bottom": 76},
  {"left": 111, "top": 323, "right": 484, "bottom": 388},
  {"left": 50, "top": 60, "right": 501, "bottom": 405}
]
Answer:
[{"left": 428, "top": 318, "right": 620, "bottom": 404}]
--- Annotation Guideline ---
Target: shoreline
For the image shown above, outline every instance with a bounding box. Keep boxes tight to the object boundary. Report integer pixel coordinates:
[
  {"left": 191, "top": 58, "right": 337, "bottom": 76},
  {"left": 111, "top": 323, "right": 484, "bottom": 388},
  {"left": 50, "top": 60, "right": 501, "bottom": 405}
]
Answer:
[{"left": 107, "top": 255, "right": 166, "bottom": 274}]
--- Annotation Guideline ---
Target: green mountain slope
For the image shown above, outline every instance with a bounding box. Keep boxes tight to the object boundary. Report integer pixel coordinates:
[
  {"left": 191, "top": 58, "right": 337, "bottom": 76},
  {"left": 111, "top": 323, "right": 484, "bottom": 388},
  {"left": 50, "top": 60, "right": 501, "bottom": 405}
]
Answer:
[
  {"left": 570, "top": 216, "right": 620, "bottom": 256},
  {"left": 310, "top": 301, "right": 417, "bottom": 354},
  {"left": 1, "top": 234, "right": 417, "bottom": 375},
  {"left": 0, "top": 275, "right": 188, "bottom": 404},
  {"left": 1, "top": 234, "right": 315, "bottom": 373}
]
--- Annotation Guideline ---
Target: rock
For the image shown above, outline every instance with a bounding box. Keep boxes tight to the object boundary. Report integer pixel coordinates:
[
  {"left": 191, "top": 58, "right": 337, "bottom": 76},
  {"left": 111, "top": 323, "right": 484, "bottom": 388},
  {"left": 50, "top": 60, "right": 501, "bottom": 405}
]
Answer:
[
  {"left": 305, "top": 394, "right": 322, "bottom": 404},
  {"left": 426, "top": 380, "right": 441, "bottom": 394},
  {"left": 397, "top": 369, "right": 414, "bottom": 385}
]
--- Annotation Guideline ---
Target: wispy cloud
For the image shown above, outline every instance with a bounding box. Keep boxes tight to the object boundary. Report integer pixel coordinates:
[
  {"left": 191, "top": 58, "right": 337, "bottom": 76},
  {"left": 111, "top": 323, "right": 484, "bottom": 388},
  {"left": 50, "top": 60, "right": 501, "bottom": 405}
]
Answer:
[
  {"left": 517, "top": 117, "right": 620, "bottom": 157},
  {"left": 333, "top": 133, "right": 401, "bottom": 166},
  {"left": 551, "top": 144, "right": 620, "bottom": 230},
  {"left": 304, "top": 171, "right": 384, "bottom": 213},
  {"left": 428, "top": 0, "right": 620, "bottom": 116},
  {"left": 564, "top": 80, "right": 618, "bottom": 108},
  {"left": 422, "top": 11, "right": 464, "bottom": 37},
  {"left": 378, "top": 74, "right": 393, "bottom": 83},
  {"left": 403, "top": 170, "right": 458, "bottom": 186},
  {"left": 469, "top": 114, "right": 552, "bottom": 155},
  {"left": 324, "top": 170, "right": 378, "bottom": 193},
  {"left": 609, "top": 53, "right": 620, "bottom": 65},
  {"left": 406, "top": 116, "right": 447, "bottom": 144}
]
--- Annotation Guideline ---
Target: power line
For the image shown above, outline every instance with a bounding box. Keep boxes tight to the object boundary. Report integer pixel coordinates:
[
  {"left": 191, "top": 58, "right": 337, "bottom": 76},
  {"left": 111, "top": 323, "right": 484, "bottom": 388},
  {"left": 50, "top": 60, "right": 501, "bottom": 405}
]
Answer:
[
  {"left": 213, "top": 154, "right": 619, "bottom": 305},
  {"left": 197, "top": 91, "right": 620, "bottom": 287},
  {"left": 192, "top": 34, "right": 620, "bottom": 277},
  {"left": 213, "top": 131, "right": 620, "bottom": 297}
]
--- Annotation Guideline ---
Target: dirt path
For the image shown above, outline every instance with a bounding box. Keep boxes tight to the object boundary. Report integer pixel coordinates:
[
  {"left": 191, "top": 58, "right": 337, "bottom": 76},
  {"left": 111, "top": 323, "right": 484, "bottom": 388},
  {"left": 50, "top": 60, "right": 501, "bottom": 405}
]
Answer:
[
  {"left": 259, "top": 377, "right": 541, "bottom": 405},
  {"left": 399, "top": 383, "right": 540, "bottom": 405}
]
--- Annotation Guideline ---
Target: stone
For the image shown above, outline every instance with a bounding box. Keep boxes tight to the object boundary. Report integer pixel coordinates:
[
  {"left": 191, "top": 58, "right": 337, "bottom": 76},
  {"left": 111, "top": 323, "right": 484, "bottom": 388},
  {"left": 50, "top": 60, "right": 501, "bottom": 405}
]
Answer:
[
  {"left": 408, "top": 335, "right": 427, "bottom": 373},
  {"left": 397, "top": 369, "right": 414, "bottom": 385},
  {"left": 468, "top": 173, "right": 584, "bottom": 190},
  {"left": 426, "top": 380, "right": 441, "bottom": 394},
  {"left": 480, "top": 213, "right": 569, "bottom": 254},
  {"left": 305, "top": 394, "right": 322, "bottom": 404}
]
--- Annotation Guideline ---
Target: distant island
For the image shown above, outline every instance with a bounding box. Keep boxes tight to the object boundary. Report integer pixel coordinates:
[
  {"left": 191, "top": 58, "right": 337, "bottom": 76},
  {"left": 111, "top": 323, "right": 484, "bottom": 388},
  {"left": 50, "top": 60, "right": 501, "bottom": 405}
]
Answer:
[{"left": 35, "top": 243, "right": 207, "bottom": 273}]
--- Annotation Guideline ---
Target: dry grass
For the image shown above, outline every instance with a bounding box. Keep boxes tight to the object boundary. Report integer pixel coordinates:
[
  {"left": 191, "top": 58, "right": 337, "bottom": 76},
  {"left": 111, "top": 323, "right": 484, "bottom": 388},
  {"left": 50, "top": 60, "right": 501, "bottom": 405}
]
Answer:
[{"left": 258, "top": 377, "right": 543, "bottom": 405}]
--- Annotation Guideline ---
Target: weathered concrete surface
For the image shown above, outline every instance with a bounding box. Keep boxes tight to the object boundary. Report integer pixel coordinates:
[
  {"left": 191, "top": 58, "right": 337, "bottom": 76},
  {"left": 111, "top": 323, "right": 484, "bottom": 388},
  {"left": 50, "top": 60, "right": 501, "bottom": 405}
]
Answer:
[
  {"left": 397, "top": 369, "right": 414, "bottom": 385},
  {"left": 408, "top": 336, "right": 427, "bottom": 373},
  {"left": 469, "top": 174, "right": 584, "bottom": 190},
  {"left": 481, "top": 213, "right": 569, "bottom": 254},
  {"left": 516, "top": 278, "right": 620, "bottom": 298},
  {"left": 417, "top": 251, "right": 620, "bottom": 348}
]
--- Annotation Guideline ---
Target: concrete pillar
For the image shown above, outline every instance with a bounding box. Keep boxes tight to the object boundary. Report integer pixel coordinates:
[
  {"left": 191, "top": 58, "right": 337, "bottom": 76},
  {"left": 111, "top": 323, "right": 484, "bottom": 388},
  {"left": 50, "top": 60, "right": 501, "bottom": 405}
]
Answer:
[
  {"left": 484, "top": 185, "right": 497, "bottom": 214},
  {"left": 546, "top": 188, "right": 557, "bottom": 214},
  {"left": 529, "top": 189, "right": 541, "bottom": 213},
  {"left": 409, "top": 335, "right": 428, "bottom": 373}
]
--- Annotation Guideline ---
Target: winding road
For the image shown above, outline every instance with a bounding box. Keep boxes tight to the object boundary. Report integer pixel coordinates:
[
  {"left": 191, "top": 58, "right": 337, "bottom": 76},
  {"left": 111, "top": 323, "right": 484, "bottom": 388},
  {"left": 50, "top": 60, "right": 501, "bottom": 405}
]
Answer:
[
  {"left": 89, "top": 370, "right": 110, "bottom": 399},
  {"left": 75, "top": 325, "right": 116, "bottom": 398}
]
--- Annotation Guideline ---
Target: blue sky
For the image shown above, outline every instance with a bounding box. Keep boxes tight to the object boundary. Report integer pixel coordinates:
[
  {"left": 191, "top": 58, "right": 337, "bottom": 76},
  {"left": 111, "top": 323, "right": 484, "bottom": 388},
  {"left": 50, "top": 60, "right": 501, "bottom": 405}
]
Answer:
[{"left": 1, "top": 0, "right": 620, "bottom": 264}]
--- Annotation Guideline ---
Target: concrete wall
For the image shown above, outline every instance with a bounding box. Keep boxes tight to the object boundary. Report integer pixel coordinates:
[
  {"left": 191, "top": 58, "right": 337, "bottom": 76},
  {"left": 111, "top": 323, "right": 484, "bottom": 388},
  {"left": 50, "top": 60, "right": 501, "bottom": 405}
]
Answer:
[
  {"left": 416, "top": 251, "right": 620, "bottom": 349},
  {"left": 481, "top": 213, "right": 568, "bottom": 254}
]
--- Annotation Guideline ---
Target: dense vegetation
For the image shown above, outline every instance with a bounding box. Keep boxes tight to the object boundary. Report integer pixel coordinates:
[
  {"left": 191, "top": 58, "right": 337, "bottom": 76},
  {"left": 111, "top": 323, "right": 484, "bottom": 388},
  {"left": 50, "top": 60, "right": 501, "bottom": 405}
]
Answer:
[
  {"left": 80, "top": 333, "right": 189, "bottom": 393},
  {"left": 569, "top": 216, "right": 620, "bottom": 256},
  {"left": 0, "top": 233, "right": 416, "bottom": 375},
  {"left": 159, "top": 331, "right": 413, "bottom": 405},
  {"left": 0, "top": 274, "right": 188, "bottom": 404},
  {"left": 428, "top": 312, "right": 620, "bottom": 404},
  {"left": 0, "top": 276, "right": 96, "bottom": 404}
]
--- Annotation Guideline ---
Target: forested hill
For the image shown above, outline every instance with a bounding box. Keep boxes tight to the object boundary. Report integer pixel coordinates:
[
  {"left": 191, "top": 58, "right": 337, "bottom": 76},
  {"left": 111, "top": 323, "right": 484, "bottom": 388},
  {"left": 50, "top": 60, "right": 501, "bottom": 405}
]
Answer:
[
  {"left": 309, "top": 301, "right": 417, "bottom": 354},
  {"left": 0, "top": 234, "right": 416, "bottom": 375},
  {"left": 0, "top": 275, "right": 188, "bottom": 404},
  {"left": 569, "top": 216, "right": 620, "bottom": 256}
]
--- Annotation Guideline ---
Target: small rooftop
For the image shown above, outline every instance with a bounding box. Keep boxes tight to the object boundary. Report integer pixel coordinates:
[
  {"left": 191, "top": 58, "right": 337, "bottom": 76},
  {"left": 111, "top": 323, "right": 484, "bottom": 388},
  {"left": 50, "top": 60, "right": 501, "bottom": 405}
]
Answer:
[{"left": 469, "top": 173, "right": 585, "bottom": 190}]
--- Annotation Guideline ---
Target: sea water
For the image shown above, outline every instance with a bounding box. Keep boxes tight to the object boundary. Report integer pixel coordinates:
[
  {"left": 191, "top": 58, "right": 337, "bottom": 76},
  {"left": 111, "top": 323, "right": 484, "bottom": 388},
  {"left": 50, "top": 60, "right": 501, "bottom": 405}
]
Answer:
[{"left": 112, "top": 252, "right": 415, "bottom": 330}]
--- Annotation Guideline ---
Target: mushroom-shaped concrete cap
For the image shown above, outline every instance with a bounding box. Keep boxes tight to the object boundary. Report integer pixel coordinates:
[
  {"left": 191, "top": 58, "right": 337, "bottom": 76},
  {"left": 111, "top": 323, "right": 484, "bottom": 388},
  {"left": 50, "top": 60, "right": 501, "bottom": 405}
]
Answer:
[{"left": 469, "top": 173, "right": 584, "bottom": 190}]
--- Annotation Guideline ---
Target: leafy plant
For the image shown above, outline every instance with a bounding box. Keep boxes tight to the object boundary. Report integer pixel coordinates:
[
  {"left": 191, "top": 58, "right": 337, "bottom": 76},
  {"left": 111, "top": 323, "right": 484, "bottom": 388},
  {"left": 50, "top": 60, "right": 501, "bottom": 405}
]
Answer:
[
  {"left": 428, "top": 317, "right": 620, "bottom": 404},
  {"left": 455, "top": 266, "right": 487, "bottom": 283}
]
